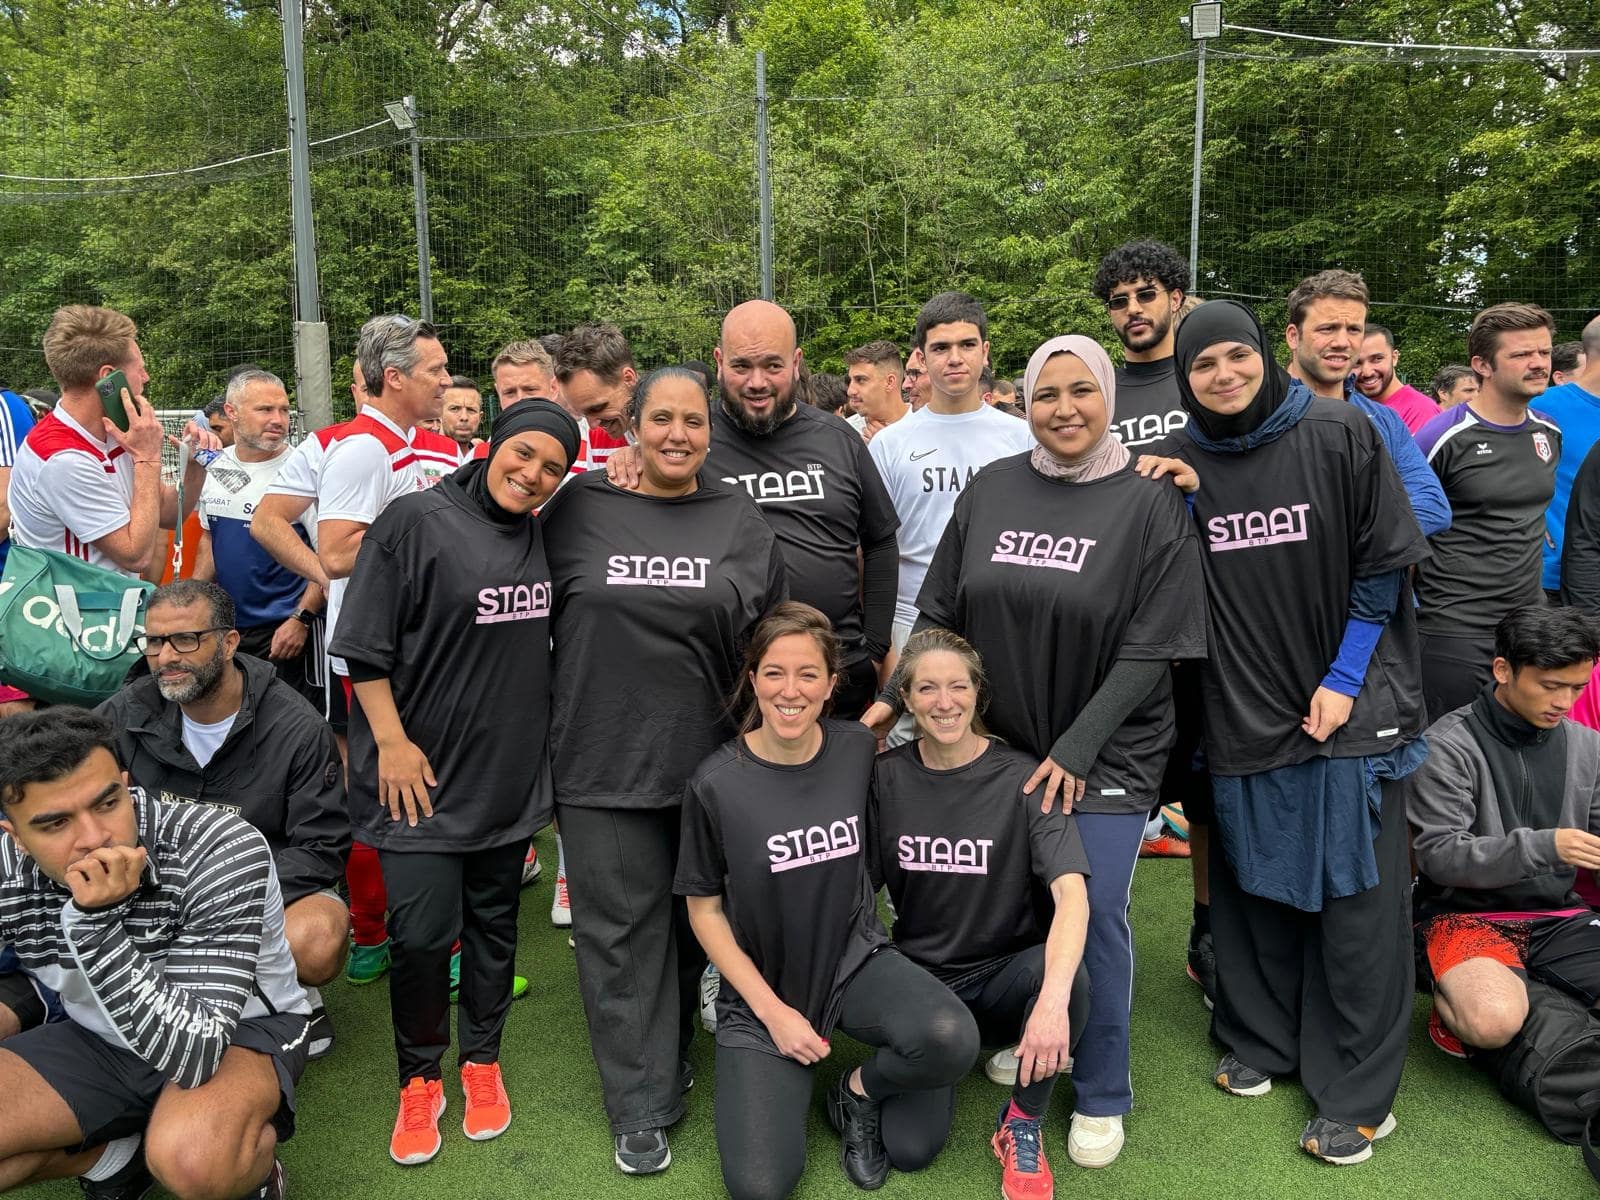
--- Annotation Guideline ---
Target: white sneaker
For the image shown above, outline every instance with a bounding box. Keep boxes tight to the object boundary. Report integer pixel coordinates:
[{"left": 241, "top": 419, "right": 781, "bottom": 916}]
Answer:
[
  {"left": 1068, "top": 1113, "right": 1124, "bottom": 1168},
  {"left": 520, "top": 844, "right": 542, "bottom": 886},
  {"left": 550, "top": 871, "right": 572, "bottom": 927},
  {"left": 699, "top": 964, "right": 720, "bottom": 1033},
  {"left": 985, "top": 1046, "right": 1020, "bottom": 1086}
]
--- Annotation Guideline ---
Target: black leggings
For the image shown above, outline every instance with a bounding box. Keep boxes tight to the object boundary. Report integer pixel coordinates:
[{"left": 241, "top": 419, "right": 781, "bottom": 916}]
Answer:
[
  {"left": 954, "top": 944, "right": 1090, "bottom": 1114},
  {"left": 714, "top": 948, "right": 979, "bottom": 1200}
]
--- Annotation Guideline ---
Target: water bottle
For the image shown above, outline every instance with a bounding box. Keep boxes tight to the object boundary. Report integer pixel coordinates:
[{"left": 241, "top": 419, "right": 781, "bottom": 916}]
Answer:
[{"left": 188, "top": 409, "right": 222, "bottom": 467}]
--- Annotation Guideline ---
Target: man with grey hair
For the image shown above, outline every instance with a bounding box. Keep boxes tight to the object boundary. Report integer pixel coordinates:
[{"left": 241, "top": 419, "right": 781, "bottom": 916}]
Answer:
[
  {"left": 308, "top": 315, "right": 455, "bottom": 987},
  {"left": 194, "top": 369, "right": 324, "bottom": 704}
]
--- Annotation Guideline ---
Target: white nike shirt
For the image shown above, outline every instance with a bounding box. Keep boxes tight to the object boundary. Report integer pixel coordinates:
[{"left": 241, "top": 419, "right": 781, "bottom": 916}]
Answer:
[{"left": 867, "top": 404, "right": 1035, "bottom": 626}]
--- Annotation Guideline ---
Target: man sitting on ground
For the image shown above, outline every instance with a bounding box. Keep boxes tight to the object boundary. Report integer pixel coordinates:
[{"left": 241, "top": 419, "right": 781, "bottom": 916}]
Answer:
[
  {"left": 95, "top": 580, "right": 348, "bottom": 1061},
  {"left": 1408, "top": 605, "right": 1600, "bottom": 1058},
  {"left": 0, "top": 708, "right": 309, "bottom": 1199}
]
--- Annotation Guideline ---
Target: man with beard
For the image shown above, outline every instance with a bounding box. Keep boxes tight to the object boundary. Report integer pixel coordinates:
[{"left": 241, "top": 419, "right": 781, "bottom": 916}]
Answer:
[
  {"left": 1092, "top": 240, "right": 1190, "bottom": 449},
  {"left": 1415, "top": 304, "right": 1560, "bottom": 719},
  {"left": 608, "top": 301, "right": 899, "bottom": 718},
  {"left": 193, "top": 371, "right": 324, "bottom": 706},
  {"left": 1353, "top": 325, "right": 1439, "bottom": 435},
  {"left": 95, "top": 581, "right": 349, "bottom": 1062},
  {"left": 441, "top": 374, "right": 483, "bottom": 460}
]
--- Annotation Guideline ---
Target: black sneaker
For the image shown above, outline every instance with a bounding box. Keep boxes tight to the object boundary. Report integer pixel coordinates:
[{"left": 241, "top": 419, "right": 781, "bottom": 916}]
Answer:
[
  {"left": 1214, "top": 1052, "right": 1272, "bottom": 1097},
  {"left": 247, "top": 1158, "right": 286, "bottom": 1199},
  {"left": 614, "top": 1128, "right": 671, "bottom": 1175},
  {"left": 307, "top": 1004, "right": 334, "bottom": 1060},
  {"left": 1300, "top": 1113, "right": 1396, "bottom": 1165},
  {"left": 1186, "top": 926, "right": 1216, "bottom": 1010},
  {"left": 826, "top": 1075, "right": 889, "bottom": 1191},
  {"left": 679, "top": 1059, "right": 695, "bottom": 1094},
  {"left": 77, "top": 1150, "right": 153, "bottom": 1200}
]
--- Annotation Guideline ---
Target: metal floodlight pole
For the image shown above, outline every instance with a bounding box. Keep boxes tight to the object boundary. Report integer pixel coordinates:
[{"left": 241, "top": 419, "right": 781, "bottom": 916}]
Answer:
[
  {"left": 1188, "top": 3, "right": 1223, "bottom": 287},
  {"left": 279, "top": 0, "right": 331, "bottom": 429},
  {"left": 402, "top": 96, "right": 435, "bottom": 323},
  {"left": 755, "top": 51, "right": 774, "bottom": 301}
]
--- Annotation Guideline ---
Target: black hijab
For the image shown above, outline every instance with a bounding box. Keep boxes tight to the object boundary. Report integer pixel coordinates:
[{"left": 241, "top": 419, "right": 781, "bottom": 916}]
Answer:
[
  {"left": 454, "top": 399, "right": 581, "bottom": 526},
  {"left": 1174, "top": 300, "right": 1294, "bottom": 442}
]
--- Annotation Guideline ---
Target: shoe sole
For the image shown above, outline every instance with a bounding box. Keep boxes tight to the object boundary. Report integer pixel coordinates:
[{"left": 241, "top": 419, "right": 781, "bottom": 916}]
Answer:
[
  {"left": 551, "top": 907, "right": 572, "bottom": 928},
  {"left": 390, "top": 1096, "right": 446, "bottom": 1166},
  {"left": 1066, "top": 1132, "right": 1123, "bottom": 1168},
  {"left": 827, "top": 1087, "right": 891, "bottom": 1190},
  {"left": 463, "top": 1114, "right": 511, "bottom": 1141},
  {"left": 1215, "top": 1071, "right": 1271, "bottom": 1097},
  {"left": 346, "top": 967, "right": 390, "bottom": 986},
  {"left": 614, "top": 1146, "right": 671, "bottom": 1175},
  {"left": 1302, "top": 1113, "right": 1395, "bottom": 1165}
]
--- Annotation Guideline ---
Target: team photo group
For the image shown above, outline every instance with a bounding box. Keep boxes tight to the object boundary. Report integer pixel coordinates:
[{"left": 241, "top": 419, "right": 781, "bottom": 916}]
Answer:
[{"left": 2, "top": 235, "right": 1600, "bottom": 1200}]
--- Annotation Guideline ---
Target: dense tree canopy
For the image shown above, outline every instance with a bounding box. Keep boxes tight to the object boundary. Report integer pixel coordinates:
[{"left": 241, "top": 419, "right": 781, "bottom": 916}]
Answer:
[{"left": 1, "top": 0, "right": 1594, "bottom": 414}]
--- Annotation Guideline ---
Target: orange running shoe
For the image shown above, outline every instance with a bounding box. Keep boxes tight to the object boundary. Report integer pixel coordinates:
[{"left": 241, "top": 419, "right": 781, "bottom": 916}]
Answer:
[
  {"left": 390, "top": 1077, "right": 446, "bottom": 1165},
  {"left": 1139, "top": 833, "right": 1192, "bottom": 858},
  {"left": 461, "top": 1061, "right": 512, "bottom": 1141},
  {"left": 1428, "top": 1007, "right": 1467, "bottom": 1059},
  {"left": 992, "top": 1104, "right": 1054, "bottom": 1200}
]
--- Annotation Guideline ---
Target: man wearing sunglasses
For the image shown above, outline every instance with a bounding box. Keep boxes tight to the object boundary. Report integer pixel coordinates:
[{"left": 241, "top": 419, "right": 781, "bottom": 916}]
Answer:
[
  {"left": 1093, "top": 240, "right": 1191, "bottom": 451},
  {"left": 95, "top": 580, "right": 349, "bottom": 1063}
]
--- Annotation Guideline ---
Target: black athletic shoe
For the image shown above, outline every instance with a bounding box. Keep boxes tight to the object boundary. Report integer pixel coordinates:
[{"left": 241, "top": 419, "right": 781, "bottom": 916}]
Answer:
[
  {"left": 827, "top": 1075, "right": 889, "bottom": 1191},
  {"left": 1300, "top": 1113, "right": 1396, "bottom": 1165},
  {"left": 247, "top": 1158, "right": 286, "bottom": 1200},
  {"left": 614, "top": 1128, "right": 671, "bottom": 1175},
  {"left": 1214, "top": 1052, "right": 1272, "bottom": 1097},
  {"left": 307, "top": 1004, "right": 335, "bottom": 1060},
  {"left": 1186, "top": 926, "right": 1216, "bottom": 1010},
  {"left": 679, "top": 1058, "right": 695, "bottom": 1094},
  {"left": 77, "top": 1151, "right": 153, "bottom": 1200}
]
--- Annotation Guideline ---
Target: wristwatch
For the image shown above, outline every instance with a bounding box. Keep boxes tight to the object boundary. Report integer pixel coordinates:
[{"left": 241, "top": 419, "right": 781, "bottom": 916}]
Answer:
[{"left": 292, "top": 608, "right": 318, "bottom": 626}]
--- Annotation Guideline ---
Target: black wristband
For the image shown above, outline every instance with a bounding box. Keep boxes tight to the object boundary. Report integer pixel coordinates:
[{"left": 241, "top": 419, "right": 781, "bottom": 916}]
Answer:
[{"left": 293, "top": 608, "right": 317, "bottom": 626}]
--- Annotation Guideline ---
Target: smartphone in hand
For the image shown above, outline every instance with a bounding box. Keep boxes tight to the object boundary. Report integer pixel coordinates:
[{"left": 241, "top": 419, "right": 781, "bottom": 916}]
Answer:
[{"left": 95, "top": 370, "right": 133, "bottom": 432}]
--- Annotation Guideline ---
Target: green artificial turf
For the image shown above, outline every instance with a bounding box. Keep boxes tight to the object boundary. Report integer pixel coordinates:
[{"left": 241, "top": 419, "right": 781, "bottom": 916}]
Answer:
[{"left": 17, "top": 831, "right": 1595, "bottom": 1198}]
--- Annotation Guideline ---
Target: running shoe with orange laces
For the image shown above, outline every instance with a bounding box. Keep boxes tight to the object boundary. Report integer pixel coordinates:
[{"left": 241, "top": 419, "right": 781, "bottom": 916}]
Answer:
[
  {"left": 390, "top": 1077, "right": 446, "bottom": 1166},
  {"left": 992, "top": 1104, "right": 1054, "bottom": 1200},
  {"left": 461, "top": 1062, "right": 512, "bottom": 1140}
]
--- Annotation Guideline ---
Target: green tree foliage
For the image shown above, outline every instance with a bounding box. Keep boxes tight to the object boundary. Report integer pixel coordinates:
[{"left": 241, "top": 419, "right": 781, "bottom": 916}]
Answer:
[{"left": 1, "top": 0, "right": 1594, "bottom": 407}]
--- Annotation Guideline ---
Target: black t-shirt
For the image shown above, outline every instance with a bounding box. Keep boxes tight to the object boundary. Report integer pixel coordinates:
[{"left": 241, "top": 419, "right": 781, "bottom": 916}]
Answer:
[
  {"left": 708, "top": 402, "right": 899, "bottom": 661},
  {"left": 916, "top": 456, "right": 1206, "bottom": 812},
  {"left": 869, "top": 739, "right": 1089, "bottom": 988},
  {"left": 330, "top": 479, "right": 555, "bottom": 852},
  {"left": 675, "top": 720, "right": 888, "bottom": 1056},
  {"left": 539, "top": 472, "right": 787, "bottom": 809},
  {"left": 1166, "top": 399, "right": 1430, "bottom": 774},
  {"left": 1112, "top": 358, "right": 1188, "bottom": 449}
]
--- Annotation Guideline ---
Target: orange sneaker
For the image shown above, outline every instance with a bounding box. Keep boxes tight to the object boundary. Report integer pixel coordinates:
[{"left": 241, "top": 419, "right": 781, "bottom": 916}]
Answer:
[
  {"left": 992, "top": 1104, "right": 1054, "bottom": 1200},
  {"left": 1428, "top": 1007, "right": 1467, "bottom": 1059},
  {"left": 461, "top": 1061, "right": 512, "bottom": 1140},
  {"left": 1139, "top": 833, "right": 1192, "bottom": 858},
  {"left": 390, "top": 1076, "right": 446, "bottom": 1165}
]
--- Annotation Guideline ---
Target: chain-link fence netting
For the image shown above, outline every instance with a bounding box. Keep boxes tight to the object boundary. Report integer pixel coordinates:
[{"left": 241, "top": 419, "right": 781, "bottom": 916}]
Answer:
[{"left": 2, "top": 2, "right": 1595, "bottom": 416}]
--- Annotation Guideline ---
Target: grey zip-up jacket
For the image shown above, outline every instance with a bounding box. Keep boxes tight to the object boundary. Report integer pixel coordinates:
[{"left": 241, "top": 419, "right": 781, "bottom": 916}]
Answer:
[{"left": 1408, "top": 693, "right": 1600, "bottom": 916}]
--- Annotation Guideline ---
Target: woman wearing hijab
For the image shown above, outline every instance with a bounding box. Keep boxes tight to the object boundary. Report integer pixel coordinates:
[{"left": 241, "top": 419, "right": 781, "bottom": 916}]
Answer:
[
  {"left": 1164, "top": 300, "right": 1428, "bottom": 1166},
  {"left": 330, "top": 400, "right": 580, "bottom": 1166},
  {"left": 872, "top": 334, "right": 1206, "bottom": 1168},
  {"left": 538, "top": 367, "right": 787, "bottom": 1177}
]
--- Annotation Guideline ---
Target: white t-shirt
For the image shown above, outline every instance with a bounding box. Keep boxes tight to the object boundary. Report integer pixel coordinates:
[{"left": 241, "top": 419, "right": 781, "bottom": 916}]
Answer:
[
  {"left": 181, "top": 710, "right": 238, "bottom": 769},
  {"left": 867, "top": 404, "right": 1036, "bottom": 626},
  {"left": 6, "top": 404, "right": 140, "bottom": 577},
  {"left": 315, "top": 406, "right": 455, "bottom": 674}
]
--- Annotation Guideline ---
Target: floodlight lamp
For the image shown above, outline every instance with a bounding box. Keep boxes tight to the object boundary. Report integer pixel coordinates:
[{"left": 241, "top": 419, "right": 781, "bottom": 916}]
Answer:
[
  {"left": 384, "top": 100, "right": 416, "bottom": 131},
  {"left": 1190, "top": 3, "right": 1223, "bottom": 40}
]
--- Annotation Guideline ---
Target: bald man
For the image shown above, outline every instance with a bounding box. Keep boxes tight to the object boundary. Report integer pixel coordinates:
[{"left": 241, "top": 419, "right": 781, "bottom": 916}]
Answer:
[{"left": 611, "top": 300, "right": 899, "bottom": 716}]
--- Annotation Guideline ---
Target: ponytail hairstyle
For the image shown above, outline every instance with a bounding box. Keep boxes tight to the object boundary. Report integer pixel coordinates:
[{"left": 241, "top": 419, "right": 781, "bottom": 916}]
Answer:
[
  {"left": 730, "top": 602, "right": 842, "bottom": 736},
  {"left": 891, "top": 627, "right": 992, "bottom": 738}
]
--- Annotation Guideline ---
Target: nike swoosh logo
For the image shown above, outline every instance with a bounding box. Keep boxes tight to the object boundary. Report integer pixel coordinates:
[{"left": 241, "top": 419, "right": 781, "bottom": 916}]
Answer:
[{"left": 909, "top": 449, "right": 937, "bottom": 461}]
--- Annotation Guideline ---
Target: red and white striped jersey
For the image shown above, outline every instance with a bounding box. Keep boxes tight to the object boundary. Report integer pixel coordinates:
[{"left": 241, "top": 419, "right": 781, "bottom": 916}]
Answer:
[{"left": 7, "top": 404, "right": 138, "bottom": 577}]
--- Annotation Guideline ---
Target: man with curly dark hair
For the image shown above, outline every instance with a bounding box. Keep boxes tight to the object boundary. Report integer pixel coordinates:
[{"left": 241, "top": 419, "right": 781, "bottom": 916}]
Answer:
[{"left": 1092, "top": 240, "right": 1191, "bottom": 451}]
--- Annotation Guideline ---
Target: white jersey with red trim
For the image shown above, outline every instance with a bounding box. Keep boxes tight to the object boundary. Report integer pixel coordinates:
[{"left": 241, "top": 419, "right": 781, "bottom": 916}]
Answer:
[
  {"left": 317, "top": 406, "right": 455, "bottom": 673},
  {"left": 6, "top": 404, "right": 138, "bottom": 577}
]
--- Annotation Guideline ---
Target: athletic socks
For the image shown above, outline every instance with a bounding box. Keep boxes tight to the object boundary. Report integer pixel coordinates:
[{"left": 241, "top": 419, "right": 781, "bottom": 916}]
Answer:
[
  {"left": 1142, "top": 812, "right": 1164, "bottom": 841},
  {"left": 81, "top": 1133, "right": 141, "bottom": 1181},
  {"left": 1005, "top": 1097, "right": 1040, "bottom": 1123}
]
